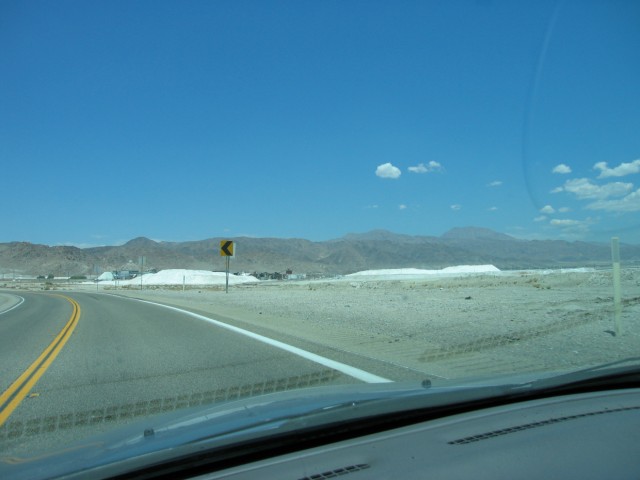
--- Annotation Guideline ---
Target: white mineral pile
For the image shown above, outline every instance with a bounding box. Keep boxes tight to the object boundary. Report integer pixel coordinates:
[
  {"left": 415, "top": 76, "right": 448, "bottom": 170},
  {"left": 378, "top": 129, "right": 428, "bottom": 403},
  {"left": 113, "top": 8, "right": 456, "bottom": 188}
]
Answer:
[
  {"left": 104, "top": 269, "right": 258, "bottom": 286},
  {"left": 346, "top": 265, "right": 500, "bottom": 279}
]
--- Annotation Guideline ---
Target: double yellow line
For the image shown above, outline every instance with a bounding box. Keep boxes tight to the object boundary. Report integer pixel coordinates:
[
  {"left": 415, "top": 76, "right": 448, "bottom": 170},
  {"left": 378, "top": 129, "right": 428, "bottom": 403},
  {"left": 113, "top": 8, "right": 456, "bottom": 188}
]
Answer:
[{"left": 0, "top": 295, "right": 80, "bottom": 427}]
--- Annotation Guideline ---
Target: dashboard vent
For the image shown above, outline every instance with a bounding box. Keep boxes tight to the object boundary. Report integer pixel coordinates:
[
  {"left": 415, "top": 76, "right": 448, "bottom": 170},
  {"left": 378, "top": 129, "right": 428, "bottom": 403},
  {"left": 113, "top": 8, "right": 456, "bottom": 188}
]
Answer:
[
  {"left": 297, "top": 464, "right": 370, "bottom": 479},
  {"left": 448, "top": 405, "right": 640, "bottom": 445}
]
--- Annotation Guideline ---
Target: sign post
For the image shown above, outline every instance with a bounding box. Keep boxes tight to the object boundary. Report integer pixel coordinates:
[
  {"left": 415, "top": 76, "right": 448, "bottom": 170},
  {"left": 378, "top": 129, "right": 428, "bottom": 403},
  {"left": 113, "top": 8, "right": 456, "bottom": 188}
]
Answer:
[
  {"left": 225, "top": 256, "right": 230, "bottom": 293},
  {"left": 139, "top": 256, "right": 146, "bottom": 290},
  {"left": 220, "top": 240, "right": 234, "bottom": 293},
  {"left": 611, "top": 237, "right": 622, "bottom": 336}
]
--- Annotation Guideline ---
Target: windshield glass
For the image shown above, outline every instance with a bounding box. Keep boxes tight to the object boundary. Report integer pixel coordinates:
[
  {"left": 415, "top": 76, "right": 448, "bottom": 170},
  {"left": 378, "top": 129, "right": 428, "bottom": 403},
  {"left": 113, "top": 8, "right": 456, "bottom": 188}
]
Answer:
[{"left": 1, "top": 0, "right": 639, "bottom": 468}]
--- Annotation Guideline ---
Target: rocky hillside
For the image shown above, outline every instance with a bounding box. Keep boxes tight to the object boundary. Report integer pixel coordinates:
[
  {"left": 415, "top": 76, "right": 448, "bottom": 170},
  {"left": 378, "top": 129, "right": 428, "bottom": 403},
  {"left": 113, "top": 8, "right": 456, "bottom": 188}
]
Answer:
[{"left": 1, "top": 227, "right": 639, "bottom": 277}]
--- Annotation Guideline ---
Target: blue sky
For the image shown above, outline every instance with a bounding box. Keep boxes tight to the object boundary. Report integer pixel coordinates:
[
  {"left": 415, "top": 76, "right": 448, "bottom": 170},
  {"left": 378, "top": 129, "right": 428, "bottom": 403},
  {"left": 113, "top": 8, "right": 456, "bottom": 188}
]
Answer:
[{"left": 2, "top": 0, "right": 639, "bottom": 246}]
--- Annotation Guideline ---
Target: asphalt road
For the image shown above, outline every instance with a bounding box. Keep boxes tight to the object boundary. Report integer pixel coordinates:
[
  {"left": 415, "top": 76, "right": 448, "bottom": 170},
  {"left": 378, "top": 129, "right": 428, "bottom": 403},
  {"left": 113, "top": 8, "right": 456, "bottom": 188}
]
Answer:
[{"left": 0, "top": 291, "right": 364, "bottom": 456}]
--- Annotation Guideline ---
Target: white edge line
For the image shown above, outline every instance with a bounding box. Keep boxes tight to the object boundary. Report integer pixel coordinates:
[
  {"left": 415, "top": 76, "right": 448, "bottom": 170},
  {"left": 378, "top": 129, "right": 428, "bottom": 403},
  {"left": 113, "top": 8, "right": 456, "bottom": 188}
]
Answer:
[
  {"left": 128, "top": 297, "right": 392, "bottom": 384},
  {"left": 0, "top": 295, "right": 25, "bottom": 315}
]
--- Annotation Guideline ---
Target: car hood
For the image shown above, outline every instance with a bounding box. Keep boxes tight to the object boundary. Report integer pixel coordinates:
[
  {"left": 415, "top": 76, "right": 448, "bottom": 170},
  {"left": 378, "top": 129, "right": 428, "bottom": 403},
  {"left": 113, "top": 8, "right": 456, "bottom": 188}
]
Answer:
[{"left": 2, "top": 362, "right": 639, "bottom": 480}]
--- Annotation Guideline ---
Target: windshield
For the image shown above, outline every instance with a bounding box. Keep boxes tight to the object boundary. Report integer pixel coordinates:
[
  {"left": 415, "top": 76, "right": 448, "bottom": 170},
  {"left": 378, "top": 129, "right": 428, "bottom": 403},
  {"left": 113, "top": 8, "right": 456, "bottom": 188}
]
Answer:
[{"left": 1, "top": 0, "right": 639, "bottom": 472}]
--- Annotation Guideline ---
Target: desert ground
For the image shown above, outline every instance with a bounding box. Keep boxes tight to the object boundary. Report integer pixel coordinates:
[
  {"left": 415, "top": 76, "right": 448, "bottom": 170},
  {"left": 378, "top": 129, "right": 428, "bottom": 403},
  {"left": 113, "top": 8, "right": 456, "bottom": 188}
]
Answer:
[{"left": 66, "top": 268, "right": 640, "bottom": 380}]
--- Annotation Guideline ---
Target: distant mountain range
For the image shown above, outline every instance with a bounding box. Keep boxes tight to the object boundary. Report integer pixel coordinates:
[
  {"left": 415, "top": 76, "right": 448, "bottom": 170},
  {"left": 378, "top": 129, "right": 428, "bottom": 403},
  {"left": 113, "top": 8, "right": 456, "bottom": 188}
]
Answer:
[{"left": 1, "top": 227, "right": 639, "bottom": 277}]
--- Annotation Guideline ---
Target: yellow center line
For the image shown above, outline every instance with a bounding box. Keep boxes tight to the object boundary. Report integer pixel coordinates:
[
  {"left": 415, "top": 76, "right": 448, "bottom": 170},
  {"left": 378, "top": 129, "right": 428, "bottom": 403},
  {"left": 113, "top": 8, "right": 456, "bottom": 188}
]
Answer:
[{"left": 0, "top": 295, "right": 81, "bottom": 427}]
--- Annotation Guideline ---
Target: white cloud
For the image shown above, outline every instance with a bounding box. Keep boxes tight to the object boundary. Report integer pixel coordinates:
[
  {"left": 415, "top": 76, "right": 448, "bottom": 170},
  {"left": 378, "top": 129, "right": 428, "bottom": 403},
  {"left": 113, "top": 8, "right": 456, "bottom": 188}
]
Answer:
[
  {"left": 551, "top": 174, "right": 640, "bottom": 213},
  {"left": 487, "top": 180, "right": 502, "bottom": 187},
  {"left": 552, "top": 164, "right": 572, "bottom": 174},
  {"left": 540, "top": 205, "right": 555, "bottom": 214},
  {"left": 549, "top": 217, "right": 594, "bottom": 237},
  {"left": 408, "top": 161, "right": 443, "bottom": 174},
  {"left": 408, "top": 163, "right": 427, "bottom": 173},
  {"left": 558, "top": 206, "right": 571, "bottom": 213},
  {"left": 550, "top": 186, "right": 564, "bottom": 194},
  {"left": 559, "top": 178, "right": 633, "bottom": 200},
  {"left": 550, "top": 219, "right": 582, "bottom": 226},
  {"left": 450, "top": 204, "right": 461, "bottom": 211},
  {"left": 586, "top": 188, "right": 640, "bottom": 212},
  {"left": 488, "top": 206, "right": 498, "bottom": 211},
  {"left": 59, "top": 241, "right": 107, "bottom": 248},
  {"left": 594, "top": 159, "right": 640, "bottom": 178},
  {"left": 364, "top": 204, "right": 379, "bottom": 209},
  {"left": 398, "top": 204, "right": 407, "bottom": 210},
  {"left": 375, "top": 163, "right": 401, "bottom": 179},
  {"left": 534, "top": 215, "right": 547, "bottom": 222}
]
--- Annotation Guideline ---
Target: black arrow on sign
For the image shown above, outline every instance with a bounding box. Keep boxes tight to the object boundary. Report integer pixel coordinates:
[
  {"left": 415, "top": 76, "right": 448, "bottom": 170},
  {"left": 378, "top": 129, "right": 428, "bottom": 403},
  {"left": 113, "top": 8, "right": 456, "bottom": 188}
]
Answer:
[{"left": 221, "top": 241, "right": 233, "bottom": 256}]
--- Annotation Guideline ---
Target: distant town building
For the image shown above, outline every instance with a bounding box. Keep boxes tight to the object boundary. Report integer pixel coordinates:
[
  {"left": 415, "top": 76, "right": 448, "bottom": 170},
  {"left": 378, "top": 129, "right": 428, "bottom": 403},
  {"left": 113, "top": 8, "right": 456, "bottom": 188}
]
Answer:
[{"left": 286, "top": 273, "right": 307, "bottom": 280}]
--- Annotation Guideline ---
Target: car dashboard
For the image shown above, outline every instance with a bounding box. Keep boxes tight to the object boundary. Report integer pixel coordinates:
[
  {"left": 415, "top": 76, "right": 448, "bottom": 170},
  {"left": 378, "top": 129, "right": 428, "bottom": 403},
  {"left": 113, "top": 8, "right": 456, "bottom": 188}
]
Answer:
[{"left": 193, "top": 389, "right": 639, "bottom": 480}]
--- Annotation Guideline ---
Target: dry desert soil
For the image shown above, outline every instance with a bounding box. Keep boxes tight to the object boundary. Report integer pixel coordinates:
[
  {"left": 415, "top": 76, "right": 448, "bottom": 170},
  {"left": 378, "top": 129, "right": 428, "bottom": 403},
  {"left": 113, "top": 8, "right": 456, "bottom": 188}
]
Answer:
[{"left": 91, "top": 269, "right": 640, "bottom": 380}]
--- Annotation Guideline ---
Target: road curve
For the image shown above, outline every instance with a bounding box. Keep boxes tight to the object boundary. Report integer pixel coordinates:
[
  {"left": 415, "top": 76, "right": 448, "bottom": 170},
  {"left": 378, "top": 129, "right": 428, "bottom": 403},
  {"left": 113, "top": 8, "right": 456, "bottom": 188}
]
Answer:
[
  {"left": 0, "top": 292, "right": 24, "bottom": 314},
  {"left": 0, "top": 291, "right": 361, "bottom": 456},
  {"left": 0, "top": 292, "right": 73, "bottom": 400}
]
